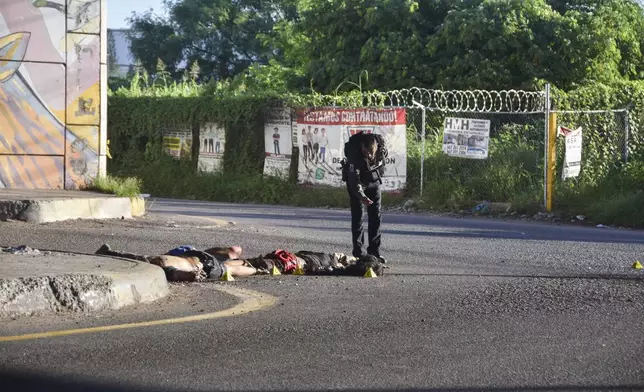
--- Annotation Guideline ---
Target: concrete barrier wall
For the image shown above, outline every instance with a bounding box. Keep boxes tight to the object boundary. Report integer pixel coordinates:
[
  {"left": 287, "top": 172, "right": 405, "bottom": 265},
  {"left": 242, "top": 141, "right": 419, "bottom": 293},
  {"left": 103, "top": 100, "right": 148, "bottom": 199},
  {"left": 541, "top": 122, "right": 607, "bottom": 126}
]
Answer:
[{"left": 0, "top": 0, "right": 107, "bottom": 190}]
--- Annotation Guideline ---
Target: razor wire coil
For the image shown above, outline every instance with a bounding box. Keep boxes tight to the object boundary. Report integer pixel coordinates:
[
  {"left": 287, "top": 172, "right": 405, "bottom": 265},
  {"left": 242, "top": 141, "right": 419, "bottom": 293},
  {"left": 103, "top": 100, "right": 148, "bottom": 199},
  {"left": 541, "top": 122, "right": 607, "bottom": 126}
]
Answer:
[{"left": 311, "top": 88, "right": 547, "bottom": 113}]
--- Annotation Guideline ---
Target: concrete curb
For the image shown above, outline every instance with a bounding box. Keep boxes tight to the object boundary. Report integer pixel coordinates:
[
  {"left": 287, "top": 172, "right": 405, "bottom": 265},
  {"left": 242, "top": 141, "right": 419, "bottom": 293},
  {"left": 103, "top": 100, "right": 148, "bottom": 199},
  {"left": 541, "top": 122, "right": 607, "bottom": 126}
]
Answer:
[
  {"left": 0, "top": 254, "right": 169, "bottom": 318},
  {"left": 0, "top": 196, "right": 146, "bottom": 223}
]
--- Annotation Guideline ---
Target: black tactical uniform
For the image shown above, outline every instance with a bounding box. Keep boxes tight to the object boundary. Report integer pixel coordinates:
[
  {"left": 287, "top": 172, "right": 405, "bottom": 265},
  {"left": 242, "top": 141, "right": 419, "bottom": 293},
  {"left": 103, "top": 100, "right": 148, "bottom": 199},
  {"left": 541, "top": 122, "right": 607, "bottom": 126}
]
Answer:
[{"left": 343, "top": 132, "right": 388, "bottom": 260}]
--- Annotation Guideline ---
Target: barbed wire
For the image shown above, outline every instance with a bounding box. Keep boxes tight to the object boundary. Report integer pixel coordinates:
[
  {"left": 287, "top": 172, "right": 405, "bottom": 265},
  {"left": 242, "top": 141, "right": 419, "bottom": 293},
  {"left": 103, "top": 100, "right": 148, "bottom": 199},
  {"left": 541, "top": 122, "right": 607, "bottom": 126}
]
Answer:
[
  {"left": 388, "top": 88, "right": 546, "bottom": 113},
  {"left": 307, "top": 87, "right": 547, "bottom": 113}
]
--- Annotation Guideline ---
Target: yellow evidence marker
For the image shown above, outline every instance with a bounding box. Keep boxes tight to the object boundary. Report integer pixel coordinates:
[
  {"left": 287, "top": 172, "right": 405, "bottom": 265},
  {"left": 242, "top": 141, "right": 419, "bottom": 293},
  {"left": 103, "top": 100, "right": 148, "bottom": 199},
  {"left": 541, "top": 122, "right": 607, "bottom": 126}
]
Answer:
[
  {"left": 364, "top": 267, "right": 378, "bottom": 278},
  {"left": 220, "top": 269, "right": 235, "bottom": 281}
]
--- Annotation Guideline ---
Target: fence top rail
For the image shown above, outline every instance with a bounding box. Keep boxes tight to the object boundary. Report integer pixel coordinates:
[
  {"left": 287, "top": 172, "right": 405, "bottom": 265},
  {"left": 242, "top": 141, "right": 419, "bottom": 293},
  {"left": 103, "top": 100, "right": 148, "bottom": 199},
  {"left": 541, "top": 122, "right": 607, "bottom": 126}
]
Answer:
[
  {"left": 300, "top": 87, "right": 547, "bottom": 113},
  {"left": 551, "top": 109, "right": 629, "bottom": 114},
  {"left": 420, "top": 108, "right": 546, "bottom": 114}
]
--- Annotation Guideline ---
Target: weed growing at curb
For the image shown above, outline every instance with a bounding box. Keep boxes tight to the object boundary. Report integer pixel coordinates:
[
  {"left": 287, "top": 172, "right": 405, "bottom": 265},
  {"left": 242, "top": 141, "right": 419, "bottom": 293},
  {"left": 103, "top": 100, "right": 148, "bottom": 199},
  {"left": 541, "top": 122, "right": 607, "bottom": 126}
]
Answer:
[{"left": 87, "top": 175, "right": 142, "bottom": 198}]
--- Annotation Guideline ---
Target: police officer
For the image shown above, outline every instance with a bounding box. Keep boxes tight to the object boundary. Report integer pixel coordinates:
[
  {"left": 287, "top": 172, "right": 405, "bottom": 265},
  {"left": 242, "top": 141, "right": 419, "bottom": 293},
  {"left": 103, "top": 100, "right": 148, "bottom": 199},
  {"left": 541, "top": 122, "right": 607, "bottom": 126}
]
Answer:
[{"left": 343, "top": 132, "right": 388, "bottom": 263}]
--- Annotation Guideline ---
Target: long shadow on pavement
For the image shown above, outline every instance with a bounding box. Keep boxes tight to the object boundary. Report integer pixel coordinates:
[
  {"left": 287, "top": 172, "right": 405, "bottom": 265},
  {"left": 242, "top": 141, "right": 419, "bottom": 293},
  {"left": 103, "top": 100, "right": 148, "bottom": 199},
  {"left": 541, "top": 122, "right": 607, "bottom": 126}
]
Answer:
[
  {"left": 269, "top": 224, "right": 644, "bottom": 245},
  {"left": 151, "top": 209, "right": 350, "bottom": 223},
  {"left": 149, "top": 207, "right": 644, "bottom": 245},
  {"left": 0, "top": 369, "right": 642, "bottom": 392}
]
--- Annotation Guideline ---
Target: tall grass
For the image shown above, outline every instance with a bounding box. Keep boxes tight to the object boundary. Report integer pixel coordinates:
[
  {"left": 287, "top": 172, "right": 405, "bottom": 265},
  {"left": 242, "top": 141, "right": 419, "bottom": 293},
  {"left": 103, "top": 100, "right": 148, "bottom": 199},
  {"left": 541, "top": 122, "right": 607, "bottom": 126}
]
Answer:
[
  {"left": 405, "top": 122, "right": 544, "bottom": 212},
  {"left": 554, "top": 161, "right": 644, "bottom": 226},
  {"left": 87, "top": 175, "right": 142, "bottom": 197},
  {"left": 109, "top": 131, "right": 644, "bottom": 226}
]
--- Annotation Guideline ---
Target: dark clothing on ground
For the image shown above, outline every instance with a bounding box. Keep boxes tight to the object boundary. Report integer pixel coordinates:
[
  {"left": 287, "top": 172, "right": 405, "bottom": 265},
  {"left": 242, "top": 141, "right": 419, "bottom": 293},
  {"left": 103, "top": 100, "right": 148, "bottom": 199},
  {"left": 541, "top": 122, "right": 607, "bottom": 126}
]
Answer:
[
  {"left": 245, "top": 256, "right": 278, "bottom": 272},
  {"left": 298, "top": 253, "right": 386, "bottom": 277},
  {"left": 343, "top": 255, "right": 385, "bottom": 276},
  {"left": 295, "top": 251, "right": 338, "bottom": 274},
  {"left": 168, "top": 249, "right": 224, "bottom": 279},
  {"left": 245, "top": 250, "right": 298, "bottom": 273},
  {"left": 246, "top": 251, "right": 385, "bottom": 277}
]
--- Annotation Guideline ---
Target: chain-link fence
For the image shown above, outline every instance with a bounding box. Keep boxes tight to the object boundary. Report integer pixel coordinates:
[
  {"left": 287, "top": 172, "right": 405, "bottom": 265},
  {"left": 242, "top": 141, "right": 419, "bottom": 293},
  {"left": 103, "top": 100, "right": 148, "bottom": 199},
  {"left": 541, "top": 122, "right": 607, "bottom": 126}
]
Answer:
[
  {"left": 553, "top": 110, "right": 629, "bottom": 184},
  {"left": 110, "top": 84, "right": 640, "bottom": 215},
  {"left": 400, "top": 88, "right": 640, "bottom": 214},
  {"left": 403, "top": 88, "right": 547, "bottom": 210},
  {"left": 550, "top": 109, "right": 642, "bottom": 213}
]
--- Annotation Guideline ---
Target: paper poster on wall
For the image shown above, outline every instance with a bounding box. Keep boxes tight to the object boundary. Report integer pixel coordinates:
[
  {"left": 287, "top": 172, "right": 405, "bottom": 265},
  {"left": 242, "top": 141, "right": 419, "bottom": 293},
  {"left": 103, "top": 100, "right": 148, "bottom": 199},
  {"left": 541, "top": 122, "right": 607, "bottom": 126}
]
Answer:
[
  {"left": 295, "top": 108, "right": 407, "bottom": 192},
  {"left": 263, "top": 107, "right": 293, "bottom": 179},
  {"left": 442, "top": 117, "right": 490, "bottom": 159},
  {"left": 198, "top": 123, "right": 225, "bottom": 172},
  {"left": 162, "top": 129, "right": 192, "bottom": 159},
  {"left": 559, "top": 125, "right": 582, "bottom": 179}
]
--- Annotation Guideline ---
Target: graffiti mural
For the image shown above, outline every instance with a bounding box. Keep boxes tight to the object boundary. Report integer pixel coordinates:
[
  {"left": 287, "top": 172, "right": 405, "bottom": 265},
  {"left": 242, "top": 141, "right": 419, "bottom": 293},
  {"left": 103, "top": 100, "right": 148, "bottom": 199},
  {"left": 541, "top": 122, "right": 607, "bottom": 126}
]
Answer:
[{"left": 0, "top": 0, "right": 105, "bottom": 189}]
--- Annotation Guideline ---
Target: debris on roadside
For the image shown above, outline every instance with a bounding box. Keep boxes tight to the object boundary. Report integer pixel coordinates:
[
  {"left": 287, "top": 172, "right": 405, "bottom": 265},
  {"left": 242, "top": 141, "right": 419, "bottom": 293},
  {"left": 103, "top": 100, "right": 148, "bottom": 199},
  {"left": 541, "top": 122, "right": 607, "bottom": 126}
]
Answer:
[
  {"left": 0, "top": 245, "right": 41, "bottom": 255},
  {"left": 473, "top": 202, "right": 489, "bottom": 215}
]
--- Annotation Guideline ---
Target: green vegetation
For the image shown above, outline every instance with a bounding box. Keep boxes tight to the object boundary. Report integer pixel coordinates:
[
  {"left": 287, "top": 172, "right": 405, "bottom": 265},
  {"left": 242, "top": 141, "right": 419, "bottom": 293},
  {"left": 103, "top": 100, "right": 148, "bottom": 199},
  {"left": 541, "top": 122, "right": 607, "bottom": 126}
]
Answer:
[
  {"left": 87, "top": 175, "right": 143, "bottom": 198},
  {"left": 106, "top": 0, "right": 644, "bottom": 228},
  {"left": 555, "top": 161, "right": 644, "bottom": 227},
  {"left": 127, "top": 0, "right": 644, "bottom": 92}
]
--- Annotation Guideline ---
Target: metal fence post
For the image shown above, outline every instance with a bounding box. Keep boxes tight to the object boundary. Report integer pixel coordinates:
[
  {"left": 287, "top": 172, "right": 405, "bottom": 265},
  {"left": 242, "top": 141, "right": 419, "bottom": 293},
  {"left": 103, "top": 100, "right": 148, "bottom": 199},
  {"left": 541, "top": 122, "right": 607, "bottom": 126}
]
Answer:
[
  {"left": 420, "top": 107, "right": 426, "bottom": 197},
  {"left": 546, "top": 112, "right": 557, "bottom": 212},
  {"left": 624, "top": 109, "right": 630, "bottom": 164},
  {"left": 412, "top": 101, "right": 426, "bottom": 197},
  {"left": 544, "top": 84, "right": 551, "bottom": 210}
]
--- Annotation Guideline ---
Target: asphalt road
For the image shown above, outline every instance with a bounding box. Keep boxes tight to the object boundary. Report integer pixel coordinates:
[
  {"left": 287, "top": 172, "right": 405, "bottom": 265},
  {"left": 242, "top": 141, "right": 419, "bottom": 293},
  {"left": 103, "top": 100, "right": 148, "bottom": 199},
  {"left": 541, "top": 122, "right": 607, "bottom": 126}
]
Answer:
[{"left": 1, "top": 198, "right": 644, "bottom": 392}]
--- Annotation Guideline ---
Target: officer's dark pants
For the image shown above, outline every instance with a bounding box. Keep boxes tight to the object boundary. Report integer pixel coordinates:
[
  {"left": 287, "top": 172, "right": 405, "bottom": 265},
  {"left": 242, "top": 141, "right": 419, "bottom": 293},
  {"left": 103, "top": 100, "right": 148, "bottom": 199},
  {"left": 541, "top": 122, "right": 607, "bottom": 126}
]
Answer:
[{"left": 348, "top": 184, "right": 382, "bottom": 258}]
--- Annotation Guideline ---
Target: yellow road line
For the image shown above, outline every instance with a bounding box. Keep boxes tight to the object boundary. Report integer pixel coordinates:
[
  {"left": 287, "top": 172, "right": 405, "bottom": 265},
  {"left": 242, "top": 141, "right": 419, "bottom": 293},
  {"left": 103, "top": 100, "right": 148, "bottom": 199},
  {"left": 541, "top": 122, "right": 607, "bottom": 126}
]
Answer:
[{"left": 0, "top": 286, "right": 277, "bottom": 343}]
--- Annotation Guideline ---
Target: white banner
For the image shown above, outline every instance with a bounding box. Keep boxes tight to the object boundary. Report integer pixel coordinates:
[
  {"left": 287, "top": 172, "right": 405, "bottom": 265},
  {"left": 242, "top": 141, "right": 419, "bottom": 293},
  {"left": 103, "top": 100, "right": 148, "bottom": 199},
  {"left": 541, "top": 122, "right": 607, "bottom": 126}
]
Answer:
[
  {"left": 263, "top": 107, "right": 293, "bottom": 179},
  {"left": 559, "top": 126, "right": 582, "bottom": 179},
  {"left": 442, "top": 117, "right": 491, "bottom": 159},
  {"left": 295, "top": 108, "right": 407, "bottom": 192},
  {"left": 198, "top": 123, "right": 225, "bottom": 172}
]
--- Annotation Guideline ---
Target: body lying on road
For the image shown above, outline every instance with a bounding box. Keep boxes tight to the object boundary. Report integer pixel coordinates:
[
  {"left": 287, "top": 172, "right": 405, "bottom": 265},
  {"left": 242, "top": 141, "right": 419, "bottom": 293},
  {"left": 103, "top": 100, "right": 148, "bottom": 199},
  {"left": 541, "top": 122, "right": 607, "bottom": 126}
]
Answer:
[
  {"left": 95, "top": 244, "right": 254, "bottom": 281},
  {"left": 245, "top": 250, "right": 385, "bottom": 277},
  {"left": 95, "top": 244, "right": 386, "bottom": 282}
]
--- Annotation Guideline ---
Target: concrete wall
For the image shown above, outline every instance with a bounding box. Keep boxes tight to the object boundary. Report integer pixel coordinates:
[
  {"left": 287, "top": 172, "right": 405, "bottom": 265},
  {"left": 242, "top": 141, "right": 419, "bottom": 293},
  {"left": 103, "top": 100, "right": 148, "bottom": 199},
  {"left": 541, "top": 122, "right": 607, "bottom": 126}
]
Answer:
[{"left": 0, "top": 0, "right": 107, "bottom": 189}]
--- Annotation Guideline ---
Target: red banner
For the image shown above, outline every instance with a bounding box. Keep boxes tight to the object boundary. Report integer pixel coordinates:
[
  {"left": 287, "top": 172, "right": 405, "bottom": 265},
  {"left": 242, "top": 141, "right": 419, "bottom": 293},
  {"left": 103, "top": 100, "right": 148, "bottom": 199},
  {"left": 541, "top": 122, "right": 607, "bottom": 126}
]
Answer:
[{"left": 296, "top": 108, "right": 406, "bottom": 126}]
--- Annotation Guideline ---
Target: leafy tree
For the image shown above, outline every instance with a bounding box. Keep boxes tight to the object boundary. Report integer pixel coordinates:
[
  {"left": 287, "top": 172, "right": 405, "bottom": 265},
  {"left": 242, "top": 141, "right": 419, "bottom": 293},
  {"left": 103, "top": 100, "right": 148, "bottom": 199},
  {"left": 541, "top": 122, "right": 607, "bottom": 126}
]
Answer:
[
  {"left": 127, "top": 9, "right": 184, "bottom": 78},
  {"left": 127, "top": 0, "right": 297, "bottom": 80},
  {"left": 126, "top": 0, "right": 644, "bottom": 91},
  {"left": 279, "top": 0, "right": 644, "bottom": 92},
  {"left": 287, "top": 0, "right": 426, "bottom": 92}
]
